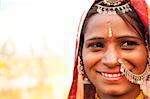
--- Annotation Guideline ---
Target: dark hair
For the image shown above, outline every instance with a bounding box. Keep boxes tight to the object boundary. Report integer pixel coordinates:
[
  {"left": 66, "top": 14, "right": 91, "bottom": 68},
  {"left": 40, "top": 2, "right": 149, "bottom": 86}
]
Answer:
[{"left": 78, "top": 0, "right": 148, "bottom": 98}]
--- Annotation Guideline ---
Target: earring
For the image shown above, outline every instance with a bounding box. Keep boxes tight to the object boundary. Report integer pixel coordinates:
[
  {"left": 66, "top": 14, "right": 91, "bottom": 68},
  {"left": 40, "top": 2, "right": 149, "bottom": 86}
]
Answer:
[
  {"left": 78, "top": 57, "right": 84, "bottom": 75},
  {"left": 84, "top": 77, "right": 91, "bottom": 84},
  {"left": 78, "top": 56, "right": 91, "bottom": 84},
  {"left": 78, "top": 63, "right": 84, "bottom": 75},
  {"left": 120, "top": 61, "right": 150, "bottom": 84}
]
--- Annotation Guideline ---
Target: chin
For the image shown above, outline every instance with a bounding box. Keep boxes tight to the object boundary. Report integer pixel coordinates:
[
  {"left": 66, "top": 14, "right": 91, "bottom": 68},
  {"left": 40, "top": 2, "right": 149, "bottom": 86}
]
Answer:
[
  {"left": 103, "top": 88, "right": 124, "bottom": 95},
  {"left": 97, "top": 85, "right": 128, "bottom": 96}
]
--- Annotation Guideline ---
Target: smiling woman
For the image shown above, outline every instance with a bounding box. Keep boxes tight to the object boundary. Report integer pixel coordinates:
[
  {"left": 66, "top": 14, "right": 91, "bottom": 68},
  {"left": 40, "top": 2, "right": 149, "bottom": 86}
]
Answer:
[{"left": 68, "top": 0, "right": 149, "bottom": 99}]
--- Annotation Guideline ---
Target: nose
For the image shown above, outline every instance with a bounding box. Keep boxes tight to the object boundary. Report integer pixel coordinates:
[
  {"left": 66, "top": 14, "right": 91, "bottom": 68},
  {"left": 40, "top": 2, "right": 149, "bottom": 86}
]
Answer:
[{"left": 101, "top": 47, "right": 120, "bottom": 68}]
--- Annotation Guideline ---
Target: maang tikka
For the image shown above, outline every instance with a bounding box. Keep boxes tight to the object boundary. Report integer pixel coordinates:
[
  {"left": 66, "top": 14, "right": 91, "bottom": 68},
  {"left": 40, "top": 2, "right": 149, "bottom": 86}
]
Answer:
[
  {"left": 107, "top": 20, "right": 113, "bottom": 37},
  {"left": 95, "top": 0, "right": 132, "bottom": 15}
]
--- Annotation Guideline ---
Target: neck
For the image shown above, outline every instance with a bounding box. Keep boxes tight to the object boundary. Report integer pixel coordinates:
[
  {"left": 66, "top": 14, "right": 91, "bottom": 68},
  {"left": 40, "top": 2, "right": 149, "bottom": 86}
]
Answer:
[{"left": 97, "top": 85, "right": 141, "bottom": 99}]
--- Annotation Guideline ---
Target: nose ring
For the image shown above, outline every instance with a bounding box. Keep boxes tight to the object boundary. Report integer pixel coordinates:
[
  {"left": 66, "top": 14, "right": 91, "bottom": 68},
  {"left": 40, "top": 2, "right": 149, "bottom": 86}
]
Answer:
[{"left": 118, "top": 59, "right": 149, "bottom": 84}]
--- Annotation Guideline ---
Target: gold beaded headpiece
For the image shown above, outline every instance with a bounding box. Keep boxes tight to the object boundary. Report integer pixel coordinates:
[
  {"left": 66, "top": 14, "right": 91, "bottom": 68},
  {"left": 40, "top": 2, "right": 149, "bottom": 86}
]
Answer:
[{"left": 95, "top": 0, "right": 132, "bottom": 15}]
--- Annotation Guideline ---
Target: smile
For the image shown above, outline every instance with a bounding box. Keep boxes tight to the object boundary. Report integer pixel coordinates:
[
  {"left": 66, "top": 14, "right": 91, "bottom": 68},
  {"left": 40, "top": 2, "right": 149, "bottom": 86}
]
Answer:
[{"left": 96, "top": 71, "right": 124, "bottom": 81}]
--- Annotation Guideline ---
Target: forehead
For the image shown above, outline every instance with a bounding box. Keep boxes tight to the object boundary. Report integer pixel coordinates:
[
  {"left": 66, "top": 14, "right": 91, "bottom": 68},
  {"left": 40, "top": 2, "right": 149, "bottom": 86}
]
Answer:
[{"left": 84, "top": 13, "right": 140, "bottom": 39}]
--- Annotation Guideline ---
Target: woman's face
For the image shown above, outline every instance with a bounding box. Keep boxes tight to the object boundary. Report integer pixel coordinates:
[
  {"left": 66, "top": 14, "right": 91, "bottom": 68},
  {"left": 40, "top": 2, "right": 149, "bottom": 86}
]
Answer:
[{"left": 82, "top": 13, "right": 147, "bottom": 96}]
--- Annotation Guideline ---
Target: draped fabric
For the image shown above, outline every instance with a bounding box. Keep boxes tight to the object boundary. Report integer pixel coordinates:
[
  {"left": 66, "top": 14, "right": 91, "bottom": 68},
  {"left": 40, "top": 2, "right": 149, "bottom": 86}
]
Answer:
[{"left": 130, "top": 0, "right": 148, "bottom": 30}]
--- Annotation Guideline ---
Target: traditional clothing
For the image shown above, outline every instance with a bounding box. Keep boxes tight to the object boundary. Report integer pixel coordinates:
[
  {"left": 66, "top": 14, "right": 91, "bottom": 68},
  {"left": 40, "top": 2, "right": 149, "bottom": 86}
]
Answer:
[{"left": 68, "top": 0, "right": 149, "bottom": 99}]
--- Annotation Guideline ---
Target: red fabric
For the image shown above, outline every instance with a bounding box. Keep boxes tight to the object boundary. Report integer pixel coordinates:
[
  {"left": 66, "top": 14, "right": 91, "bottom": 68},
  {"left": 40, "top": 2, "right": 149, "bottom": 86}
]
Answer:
[
  {"left": 68, "top": 37, "right": 79, "bottom": 99},
  {"left": 68, "top": 11, "right": 87, "bottom": 99},
  {"left": 130, "top": 0, "right": 148, "bottom": 31},
  {"left": 68, "top": 60, "right": 78, "bottom": 99}
]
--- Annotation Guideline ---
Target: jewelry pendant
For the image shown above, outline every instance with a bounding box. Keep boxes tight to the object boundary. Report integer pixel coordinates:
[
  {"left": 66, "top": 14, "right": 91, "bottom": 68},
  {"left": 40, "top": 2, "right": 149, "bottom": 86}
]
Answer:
[
  {"left": 107, "top": 21, "right": 113, "bottom": 38},
  {"left": 108, "top": 25, "right": 113, "bottom": 37}
]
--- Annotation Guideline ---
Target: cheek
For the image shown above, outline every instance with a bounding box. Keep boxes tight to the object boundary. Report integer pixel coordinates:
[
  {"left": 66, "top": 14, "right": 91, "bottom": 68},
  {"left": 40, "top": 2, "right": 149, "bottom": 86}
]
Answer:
[
  {"left": 122, "top": 48, "right": 147, "bottom": 73},
  {"left": 134, "top": 50, "right": 147, "bottom": 72},
  {"left": 82, "top": 47, "right": 101, "bottom": 72}
]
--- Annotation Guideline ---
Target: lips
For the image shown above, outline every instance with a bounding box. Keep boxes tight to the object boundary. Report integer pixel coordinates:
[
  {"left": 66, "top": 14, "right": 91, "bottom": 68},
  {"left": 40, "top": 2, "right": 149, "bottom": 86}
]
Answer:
[{"left": 96, "top": 71, "right": 124, "bottom": 81}]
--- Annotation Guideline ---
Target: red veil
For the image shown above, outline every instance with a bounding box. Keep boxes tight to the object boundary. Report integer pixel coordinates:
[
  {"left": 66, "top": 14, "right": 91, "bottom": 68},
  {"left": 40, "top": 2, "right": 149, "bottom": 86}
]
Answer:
[{"left": 68, "top": 0, "right": 149, "bottom": 99}]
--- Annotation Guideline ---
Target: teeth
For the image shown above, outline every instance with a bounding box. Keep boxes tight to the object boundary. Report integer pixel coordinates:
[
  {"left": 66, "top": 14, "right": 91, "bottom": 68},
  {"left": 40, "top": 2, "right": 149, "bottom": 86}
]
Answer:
[
  {"left": 101, "top": 72, "right": 105, "bottom": 76},
  {"left": 108, "top": 74, "right": 112, "bottom": 77},
  {"left": 113, "top": 74, "right": 118, "bottom": 77},
  {"left": 101, "top": 72, "right": 122, "bottom": 77}
]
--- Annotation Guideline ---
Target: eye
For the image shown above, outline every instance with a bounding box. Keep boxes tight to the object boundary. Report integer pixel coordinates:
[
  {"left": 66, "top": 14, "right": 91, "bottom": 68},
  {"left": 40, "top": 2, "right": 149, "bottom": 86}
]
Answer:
[
  {"left": 121, "top": 41, "right": 139, "bottom": 49},
  {"left": 88, "top": 42, "right": 104, "bottom": 48}
]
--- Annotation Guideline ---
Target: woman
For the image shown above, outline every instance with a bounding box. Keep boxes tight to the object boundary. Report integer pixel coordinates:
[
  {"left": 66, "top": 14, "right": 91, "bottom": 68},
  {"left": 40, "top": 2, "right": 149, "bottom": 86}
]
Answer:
[{"left": 68, "top": 0, "right": 149, "bottom": 99}]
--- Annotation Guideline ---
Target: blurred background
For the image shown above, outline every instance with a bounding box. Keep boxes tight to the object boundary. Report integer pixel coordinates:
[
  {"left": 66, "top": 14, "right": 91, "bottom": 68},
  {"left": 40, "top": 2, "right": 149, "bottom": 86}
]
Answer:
[
  {"left": 0, "top": 0, "right": 149, "bottom": 99},
  {"left": 0, "top": 0, "right": 90, "bottom": 98}
]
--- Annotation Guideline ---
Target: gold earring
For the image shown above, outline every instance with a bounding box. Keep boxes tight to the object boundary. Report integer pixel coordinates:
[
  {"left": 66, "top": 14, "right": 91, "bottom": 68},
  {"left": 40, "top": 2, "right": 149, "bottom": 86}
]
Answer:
[
  {"left": 84, "top": 77, "right": 91, "bottom": 84},
  {"left": 78, "top": 57, "right": 91, "bottom": 84},
  {"left": 78, "top": 56, "right": 84, "bottom": 75}
]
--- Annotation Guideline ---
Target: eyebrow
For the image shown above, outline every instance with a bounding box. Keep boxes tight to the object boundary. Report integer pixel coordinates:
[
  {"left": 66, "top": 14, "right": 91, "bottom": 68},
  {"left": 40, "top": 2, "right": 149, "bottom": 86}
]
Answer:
[
  {"left": 85, "top": 37, "right": 104, "bottom": 41},
  {"left": 117, "top": 35, "right": 142, "bottom": 40}
]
